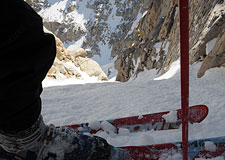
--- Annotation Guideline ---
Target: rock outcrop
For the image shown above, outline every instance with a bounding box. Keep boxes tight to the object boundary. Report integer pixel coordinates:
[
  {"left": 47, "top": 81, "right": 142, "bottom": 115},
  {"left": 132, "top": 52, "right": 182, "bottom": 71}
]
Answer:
[
  {"left": 44, "top": 27, "right": 108, "bottom": 81},
  {"left": 197, "top": 28, "right": 225, "bottom": 78}
]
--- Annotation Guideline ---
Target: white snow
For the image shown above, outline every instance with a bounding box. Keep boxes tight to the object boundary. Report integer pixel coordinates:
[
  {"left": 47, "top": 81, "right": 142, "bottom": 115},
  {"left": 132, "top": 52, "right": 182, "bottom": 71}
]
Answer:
[
  {"left": 196, "top": 157, "right": 224, "bottom": 160},
  {"left": 164, "top": 41, "right": 170, "bottom": 55},
  {"left": 129, "top": 57, "right": 141, "bottom": 79},
  {"left": 206, "top": 38, "right": 217, "bottom": 55},
  {"left": 88, "top": 121, "right": 101, "bottom": 130},
  {"left": 159, "top": 152, "right": 182, "bottom": 160},
  {"left": 107, "top": 2, "right": 123, "bottom": 32},
  {"left": 138, "top": 115, "right": 144, "bottom": 119},
  {"left": 154, "top": 42, "right": 163, "bottom": 53},
  {"left": 127, "top": 10, "right": 142, "bottom": 35},
  {"left": 42, "top": 62, "right": 225, "bottom": 158},
  {"left": 205, "top": 141, "right": 217, "bottom": 152},
  {"left": 92, "top": 44, "right": 113, "bottom": 66},
  {"left": 101, "top": 61, "right": 118, "bottom": 80},
  {"left": 100, "top": 121, "right": 116, "bottom": 134},
  {"left": 39, "top": 0, "right": 69, "bottom": 23},
  {"left": 162, "top": 110, "right": 178, "bottom": 123},
  {"left": 154, "top": 59, "right": 180, "bottom": 80},
  {"left": 65, "top": 36, "right": 86, "bottom": 51},
  {"left": 118, "top": 128, "right": 130, "bottom": 136}
]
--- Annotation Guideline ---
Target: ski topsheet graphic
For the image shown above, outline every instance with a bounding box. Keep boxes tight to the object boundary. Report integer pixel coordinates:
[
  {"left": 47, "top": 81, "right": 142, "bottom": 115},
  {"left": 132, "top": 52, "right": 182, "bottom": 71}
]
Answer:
[
  {"left": 65, "top": 105, "right": 208, "bottom": 134},
  {"left": 120, "top": 136, "right": 225, "bottom": 160}
]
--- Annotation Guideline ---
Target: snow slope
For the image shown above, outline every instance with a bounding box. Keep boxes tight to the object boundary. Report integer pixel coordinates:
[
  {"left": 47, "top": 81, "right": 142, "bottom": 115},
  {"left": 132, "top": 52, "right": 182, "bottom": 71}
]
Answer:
[{"left": 41, "top": 62, "right": 225, "bottom": 159}]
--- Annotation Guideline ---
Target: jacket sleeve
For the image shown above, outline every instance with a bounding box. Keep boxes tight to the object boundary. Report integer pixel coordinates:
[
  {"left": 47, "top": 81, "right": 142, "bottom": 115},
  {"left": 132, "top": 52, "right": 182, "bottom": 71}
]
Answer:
[{"left": 0, "top": 0, "right": 56, "bottom": 133}]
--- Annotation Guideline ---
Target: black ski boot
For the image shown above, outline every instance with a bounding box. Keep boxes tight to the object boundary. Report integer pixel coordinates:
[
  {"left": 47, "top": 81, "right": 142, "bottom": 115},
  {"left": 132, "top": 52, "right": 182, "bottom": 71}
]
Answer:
[{"left": 0, "top": 115, "right": 131, "bottom": 160}]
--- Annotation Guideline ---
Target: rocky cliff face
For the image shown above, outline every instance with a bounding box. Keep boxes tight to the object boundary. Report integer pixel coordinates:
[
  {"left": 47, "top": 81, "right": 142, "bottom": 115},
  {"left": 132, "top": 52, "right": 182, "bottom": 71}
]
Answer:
[
  {"left": 115, "top": 0, "right": 225, "bottom": 81},
  {"left": 27, "top": 0, "right": 225, "bottom": 82}
]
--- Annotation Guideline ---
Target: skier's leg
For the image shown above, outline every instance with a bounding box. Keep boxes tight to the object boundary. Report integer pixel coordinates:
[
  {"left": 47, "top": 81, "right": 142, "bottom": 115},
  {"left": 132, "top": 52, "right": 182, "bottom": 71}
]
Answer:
[{"left": 0, "top": 115, "right": 131, "bottom": 160}]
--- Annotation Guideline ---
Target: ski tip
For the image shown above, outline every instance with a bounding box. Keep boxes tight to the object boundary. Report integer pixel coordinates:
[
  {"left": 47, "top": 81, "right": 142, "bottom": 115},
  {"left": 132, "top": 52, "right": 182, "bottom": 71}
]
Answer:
[{"left": 189, "top": 105, "right": 209, "bottom": 123}]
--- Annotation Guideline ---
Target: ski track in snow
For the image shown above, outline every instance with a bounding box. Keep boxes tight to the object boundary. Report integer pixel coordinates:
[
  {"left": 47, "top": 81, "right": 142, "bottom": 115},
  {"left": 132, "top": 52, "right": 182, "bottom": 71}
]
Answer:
[{"left": 41, "top": 63, "right": 225, "bottom": 154}]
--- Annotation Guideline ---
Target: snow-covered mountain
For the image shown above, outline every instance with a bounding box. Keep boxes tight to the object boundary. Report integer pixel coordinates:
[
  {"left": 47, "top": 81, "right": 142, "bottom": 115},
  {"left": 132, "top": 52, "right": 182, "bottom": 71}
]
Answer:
[
  {"left": 28, "top": 0, "right": 143, "bottom": 70},
  {"left": 27, "top": 0, "right": 225, "bottom": 82}
]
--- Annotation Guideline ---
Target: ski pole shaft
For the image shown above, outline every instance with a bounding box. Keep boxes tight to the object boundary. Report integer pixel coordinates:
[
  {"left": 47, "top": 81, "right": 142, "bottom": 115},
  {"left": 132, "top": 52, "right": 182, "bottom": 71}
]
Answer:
[{"left": 179, "top": 0, "right": 189, "bottom": 160}]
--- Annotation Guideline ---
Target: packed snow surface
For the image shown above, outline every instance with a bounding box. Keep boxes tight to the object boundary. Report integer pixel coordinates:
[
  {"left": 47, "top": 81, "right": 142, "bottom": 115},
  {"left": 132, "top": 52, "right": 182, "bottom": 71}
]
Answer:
[{"left": 41, "top": 62, "right": 225, "bottom": 159}]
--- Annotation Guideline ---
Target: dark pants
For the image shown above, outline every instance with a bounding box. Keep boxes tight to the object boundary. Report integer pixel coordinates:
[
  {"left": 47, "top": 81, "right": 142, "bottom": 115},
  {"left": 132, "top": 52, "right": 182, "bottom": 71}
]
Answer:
[{"left": 0, "top": 0, "right": 56, "bottom": 133}]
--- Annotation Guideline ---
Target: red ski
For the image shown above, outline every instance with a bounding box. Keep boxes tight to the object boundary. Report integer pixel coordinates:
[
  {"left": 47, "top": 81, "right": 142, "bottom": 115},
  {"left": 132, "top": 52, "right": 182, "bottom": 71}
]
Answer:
[
  {"left": 120, "top": 136, "right": 225, "bottom": 160},
  {"left": 65, "top": 105, "right": 208, "bottom": 134}
]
